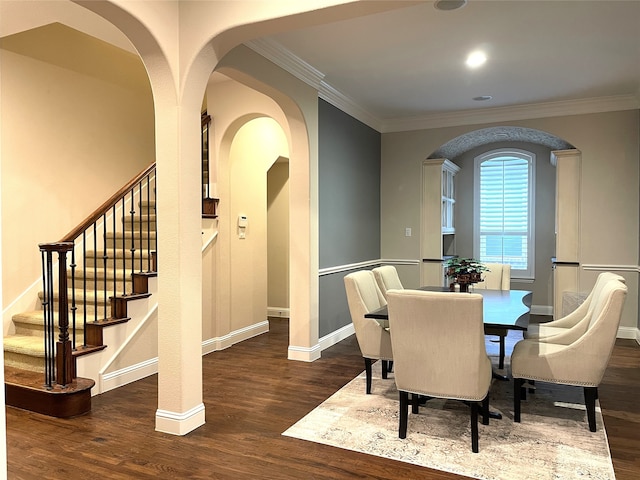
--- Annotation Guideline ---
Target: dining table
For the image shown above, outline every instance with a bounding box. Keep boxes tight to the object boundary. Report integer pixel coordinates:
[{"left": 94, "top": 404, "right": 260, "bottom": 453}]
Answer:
[{"left": 365, "top": 286, "right": 532, "bottom": 332}]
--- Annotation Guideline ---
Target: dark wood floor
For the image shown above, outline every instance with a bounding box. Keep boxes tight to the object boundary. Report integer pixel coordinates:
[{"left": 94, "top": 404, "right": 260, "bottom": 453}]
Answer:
[{"left": 6, "top": 318, "right": 640, "bottom": 479}]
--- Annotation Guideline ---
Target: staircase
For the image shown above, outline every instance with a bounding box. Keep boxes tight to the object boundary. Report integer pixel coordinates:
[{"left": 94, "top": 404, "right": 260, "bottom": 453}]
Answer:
[{"left": 3, "top": 165, "right": 157, "bottom": 417}]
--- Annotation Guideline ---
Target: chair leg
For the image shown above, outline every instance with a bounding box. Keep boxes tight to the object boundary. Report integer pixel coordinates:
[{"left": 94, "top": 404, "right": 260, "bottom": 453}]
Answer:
[
  {"left": 388, "top": 361, "right": 394, "bottom": 373},
  {"left": 364, "top": 358, "right": 372, "bottom": 394},
  {"left": 470, "top": 401, "right": 479, "bottom": 453},
  {"left": 399, "top": 390, "right": 409, "bottom": 439},
  {"left": 584, "top": 387, "right": 598, "bottom": 432},
  {"left": 381, "top": 360, "right": 389, "bottom": 379},
  {"left": 514, "top": 377, "right": 524, "bottom": 423},
  {"left": 481, "top": 394, "right": 490, "bottom": 425},
  {"left": 411, "top": 393, "right": 419, "bottom": 414}
]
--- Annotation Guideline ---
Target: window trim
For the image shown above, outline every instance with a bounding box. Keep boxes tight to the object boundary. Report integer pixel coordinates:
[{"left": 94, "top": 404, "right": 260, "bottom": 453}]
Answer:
[{"left": 473, "top": 148, "right": 536, "bottom": 280}]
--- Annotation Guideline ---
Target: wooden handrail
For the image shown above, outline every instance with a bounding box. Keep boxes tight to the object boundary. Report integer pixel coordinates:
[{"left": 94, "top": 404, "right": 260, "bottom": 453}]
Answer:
[{"left": 60, "top": 162, "right": 156, "bottom": 242}]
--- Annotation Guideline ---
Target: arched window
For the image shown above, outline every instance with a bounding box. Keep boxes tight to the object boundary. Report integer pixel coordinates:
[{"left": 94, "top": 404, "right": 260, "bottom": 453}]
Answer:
[{"left": 474, "top": 149, "right": 535, "bottom": 279}]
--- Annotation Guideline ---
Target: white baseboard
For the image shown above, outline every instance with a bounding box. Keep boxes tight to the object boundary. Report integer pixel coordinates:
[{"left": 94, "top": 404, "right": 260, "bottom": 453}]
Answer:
[
  {"left": 617, "top": 325, "right": 639, "bottom": 340},
  {"left": 267, "top": 307, "right": 290, "bottom": 318},
  {"left": 100, "top": 357, "right": 158, "bottom": 394},
  {"left": 100, "top": 321, "right": 271, "bottom": 392},
  {"left": 155, "top": 403, "right": 206, "bottom": 436},
  {"left": 202, "top": 320, "right": 269, "bottom": 355},
  {"left": 319, "top": 323, "right": 355, "bottom": 351},
  {"left": 288, "top": 343, "right": 322, "bottom": 362}
]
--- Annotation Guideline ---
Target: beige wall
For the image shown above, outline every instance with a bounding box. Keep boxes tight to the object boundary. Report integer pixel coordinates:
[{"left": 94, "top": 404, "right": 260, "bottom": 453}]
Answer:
[
  {"left": 0, "top": 25, "right": 154, "bottom": 315},
  {"left": 267, "top": 162, "right": 290, "bottom": 313},
  {"left": 382, "top": 109, "right": 639, "bottom": 329},
  {"left": 204, "top": 77, "right": 290, "bottom": 341},
  {"left": 229, "top": 118, "right": 288, "bottom": 331}
]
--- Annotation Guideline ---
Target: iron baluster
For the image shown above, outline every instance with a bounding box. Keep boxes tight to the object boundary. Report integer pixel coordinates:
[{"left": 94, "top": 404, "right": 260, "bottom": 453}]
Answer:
[
  {"left": 112, "top": 204, "right": 117, "bottom": 301},
  {"left": 93, "top": 222, "right": 98, "bottom": 322},
  {"left": 129, "top": 187, "right": 136, "bottom": 291},
  {"left": 70, "top": 248, "right": 77, "bottom": 350},
  {"left": 102, "top": 213, "right": 108, "bottom": 320},
  {"left": 146, "top": 174, "right": 151, "bottom": 271},
  {"left": 40, "top": 250, "right": 54, "bottom": 389},
  {"left": 138, "top": 180, "right": 143, "bottom": 272},
  {"left": 121, "top": 194, "right": 126, "bottom": 295},
  {"left": 82, "top": 232, "right": 87, "bottom": 334}
]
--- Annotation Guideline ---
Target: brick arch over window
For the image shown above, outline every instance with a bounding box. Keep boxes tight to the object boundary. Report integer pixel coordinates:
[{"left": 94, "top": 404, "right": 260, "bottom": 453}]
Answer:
[{"left": 429, "top": 126, "right": 573, "bottom": 160}]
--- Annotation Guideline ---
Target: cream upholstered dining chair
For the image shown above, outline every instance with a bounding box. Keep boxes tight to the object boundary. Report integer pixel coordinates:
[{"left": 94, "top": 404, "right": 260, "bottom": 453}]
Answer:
[
  {"left": 344, "top": 270, "right": 393, "bottom": 394},
  {"left": 372, "top": 265, "right": 404, "bottom": 299},
  {"left": 511, "top": 277, "right": 627, "bottom": 432},
  {"left": 475, "top": 263, "right": 511, "bottom": 369},
  {"left": 525, "top": 271, "right": 625, "bottom": 342},
  {"left": 386, "top": 289, "right": 492, "bottom": 453},
  {"left": 476, "top": 263, "right": 511, "bottom": 290}
]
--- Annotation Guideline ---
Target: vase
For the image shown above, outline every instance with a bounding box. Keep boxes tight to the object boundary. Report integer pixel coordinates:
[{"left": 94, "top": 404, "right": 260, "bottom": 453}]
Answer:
[{"left": 450, "top": 281, "right": 473, "bottom": 292}]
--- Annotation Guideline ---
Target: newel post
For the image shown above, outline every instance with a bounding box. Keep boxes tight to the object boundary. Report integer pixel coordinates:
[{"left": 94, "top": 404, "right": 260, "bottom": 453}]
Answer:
[{"left": 39, "top": 242, "right": 75, "bottom": 387}]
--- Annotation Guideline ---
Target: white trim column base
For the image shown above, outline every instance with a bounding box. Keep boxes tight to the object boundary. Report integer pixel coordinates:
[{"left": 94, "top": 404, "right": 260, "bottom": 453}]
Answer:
[
  {"left": 288, "top": 344, "right": 321, "bottom": 362},
  {"left": 155, "top": 403, "right": 205, "bottom": 436}
]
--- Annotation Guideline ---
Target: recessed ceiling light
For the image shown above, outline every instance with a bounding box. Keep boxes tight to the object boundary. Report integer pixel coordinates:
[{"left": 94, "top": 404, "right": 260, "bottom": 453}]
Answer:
[
  {"left": 434, "top": 0, "right": 468, "bottom": 11},
  {"left": 473, "top": 95, "right": 493, "bottom": 101},
  {"left": 466, "top": 51, "right": 487, "bottom": 68}
]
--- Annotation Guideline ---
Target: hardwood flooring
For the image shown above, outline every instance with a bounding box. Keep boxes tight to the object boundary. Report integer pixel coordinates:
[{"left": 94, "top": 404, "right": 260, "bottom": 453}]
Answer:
[{"left": 6, "top": 318, "right": 640, "bottom": 479}]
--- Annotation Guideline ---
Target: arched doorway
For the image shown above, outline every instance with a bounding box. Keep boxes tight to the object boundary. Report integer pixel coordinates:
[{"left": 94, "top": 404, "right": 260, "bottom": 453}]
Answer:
[{"left": 421, "top": 126, "right": 577, "bottom": 314}]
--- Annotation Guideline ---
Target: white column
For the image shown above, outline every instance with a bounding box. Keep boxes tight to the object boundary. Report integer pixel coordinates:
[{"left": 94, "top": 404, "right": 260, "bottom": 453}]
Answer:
[
  {"left": 154, "top": 100, "right": 205, "bottom": 435},
  {"left": 552, "top": 149, "right": 581, "bottom": 318}
]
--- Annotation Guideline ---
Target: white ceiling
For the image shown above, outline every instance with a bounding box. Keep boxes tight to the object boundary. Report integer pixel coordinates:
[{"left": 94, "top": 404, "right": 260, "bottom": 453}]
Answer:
[
  {"left": 3, "top": 0, "right": 639, "bottom": 140},
  {"left": 260, "top": 0, "right": 640, "bottom": 132}
]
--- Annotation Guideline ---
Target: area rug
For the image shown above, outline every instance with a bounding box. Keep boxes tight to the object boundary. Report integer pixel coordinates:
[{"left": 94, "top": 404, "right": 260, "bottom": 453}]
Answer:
[{"left": 283, "top": 360, "right": 615, "bottom": 480}]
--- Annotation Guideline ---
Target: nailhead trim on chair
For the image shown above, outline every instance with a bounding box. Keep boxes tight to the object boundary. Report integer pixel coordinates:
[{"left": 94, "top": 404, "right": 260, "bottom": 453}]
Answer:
[{"left": 512, "top": 375, "right": 598, "bottom": 387}]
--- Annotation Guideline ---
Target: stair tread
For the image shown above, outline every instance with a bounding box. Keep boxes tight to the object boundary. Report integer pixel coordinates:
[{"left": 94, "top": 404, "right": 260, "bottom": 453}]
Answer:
[{"left": 104, "top": 231, "right": 157, "bottom": 237}]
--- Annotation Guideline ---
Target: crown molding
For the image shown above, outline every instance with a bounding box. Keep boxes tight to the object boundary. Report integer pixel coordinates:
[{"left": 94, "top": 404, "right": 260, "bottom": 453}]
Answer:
[
  {"left": 318, "top": 81, "right": 382, "bottom": 131},
  {"left": 245, "top": 39, "right": 640, "bottom": 134},
  {"left": 245, "top": 38, "right": 383, "bottom": 131},
  {"left": 380, "top": 94, "right": 640, "bottom": 133},
  {"left": 245, "top": 38, "right": 324, "bottom": 90}
]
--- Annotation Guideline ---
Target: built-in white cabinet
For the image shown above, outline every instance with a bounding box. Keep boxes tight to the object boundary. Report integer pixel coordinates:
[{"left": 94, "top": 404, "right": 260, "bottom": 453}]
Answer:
[
  {"left": 551, "top": 149, "right": 581, "bottom": 318},
  {"left": 441, "top": 162, "right": 457, "bottom": 234},
  {"left": 421, "top": 158, "right": 460, "bottom": 286}
]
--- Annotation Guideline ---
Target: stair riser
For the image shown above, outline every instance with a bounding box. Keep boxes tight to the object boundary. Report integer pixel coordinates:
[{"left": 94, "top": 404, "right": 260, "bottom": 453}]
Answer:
[
  {"left": 43, "top": 289, "right": 118, "bottom": 301},
  {"left": 4, "top": 353, "right": 44, "bottom": 374},
  {"left": 83, "top": 257, "right": 154, "bottom": 270},
  {"left": 104, "top": 238, "right": 157, "bottom": 250},
  {"left": 67, "top": 277, "right": 133, "bottom": 291},
  {"left": 38, "top": 293, "right": 117, "bottom": 315},
  {"left": 14, "top": 324, "right": 86, "bottom": 336},
  {"left": 120, "top": 221, "right": 157, "bottom": 232}
]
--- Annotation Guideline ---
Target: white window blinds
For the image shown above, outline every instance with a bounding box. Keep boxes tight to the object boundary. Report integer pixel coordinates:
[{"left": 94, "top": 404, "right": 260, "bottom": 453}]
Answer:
[{"left": 475, "top": 150, "right": 535, "bottom": 277}]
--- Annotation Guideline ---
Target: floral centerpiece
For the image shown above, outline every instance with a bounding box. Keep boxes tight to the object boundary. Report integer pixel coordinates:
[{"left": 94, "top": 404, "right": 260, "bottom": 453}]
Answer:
[{"left": 444, "top": 257, "right": 490, "bottom": 292}]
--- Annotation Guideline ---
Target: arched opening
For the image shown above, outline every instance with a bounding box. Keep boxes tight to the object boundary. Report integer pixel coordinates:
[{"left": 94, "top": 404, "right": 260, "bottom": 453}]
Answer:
[{"left": 422, "top": 126, "right": 577, "bottom": 314}]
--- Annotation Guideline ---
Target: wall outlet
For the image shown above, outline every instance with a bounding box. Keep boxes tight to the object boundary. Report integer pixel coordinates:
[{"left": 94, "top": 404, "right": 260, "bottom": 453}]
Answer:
[{"left": 405, "top": 227, "right": 412, "bottom": 237}]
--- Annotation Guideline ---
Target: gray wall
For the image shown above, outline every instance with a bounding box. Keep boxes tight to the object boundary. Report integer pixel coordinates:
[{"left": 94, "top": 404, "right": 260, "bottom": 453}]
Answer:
[
  {"left": 318, "top": 98, "right": 381, "bottom": 336},
  {"left": 452, "top": 141, "right": 556, "bottom": 308}
]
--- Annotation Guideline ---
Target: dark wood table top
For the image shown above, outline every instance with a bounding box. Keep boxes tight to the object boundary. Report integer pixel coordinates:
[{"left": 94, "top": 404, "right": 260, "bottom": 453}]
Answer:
[{"left": 365, "top": 287, "right": 533, "bottom": 331}]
